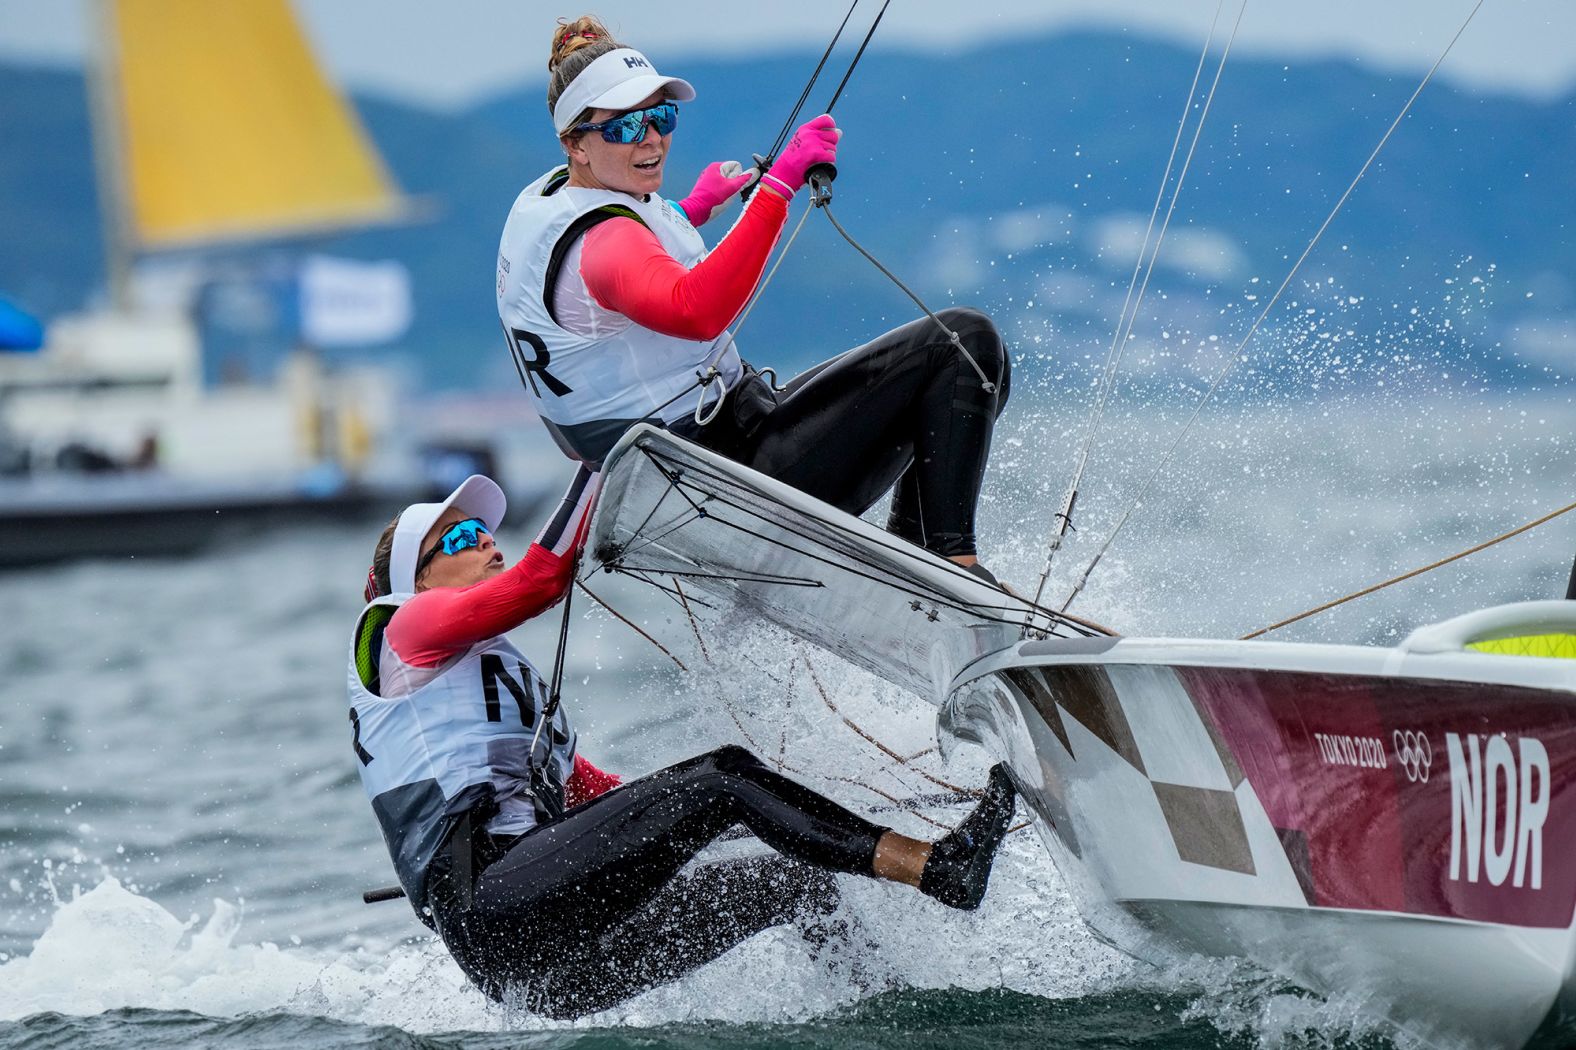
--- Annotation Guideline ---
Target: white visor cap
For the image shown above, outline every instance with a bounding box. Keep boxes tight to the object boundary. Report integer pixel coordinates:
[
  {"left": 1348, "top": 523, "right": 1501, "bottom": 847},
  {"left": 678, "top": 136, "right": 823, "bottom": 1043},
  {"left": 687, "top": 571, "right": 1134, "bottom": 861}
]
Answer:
[
  {"left": 552, "top": 48, "right": 695, "bottom": 135},
  {"left": 389, "top": 475, "right": 507, "bottom": 595}
]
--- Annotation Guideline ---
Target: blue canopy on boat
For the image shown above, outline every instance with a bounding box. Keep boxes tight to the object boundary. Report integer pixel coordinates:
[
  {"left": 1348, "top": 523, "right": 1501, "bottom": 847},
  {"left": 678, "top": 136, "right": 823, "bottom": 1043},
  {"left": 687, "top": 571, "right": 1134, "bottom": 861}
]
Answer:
[{"left": 0, "top": 297, "right": 43, "bottom": 351}]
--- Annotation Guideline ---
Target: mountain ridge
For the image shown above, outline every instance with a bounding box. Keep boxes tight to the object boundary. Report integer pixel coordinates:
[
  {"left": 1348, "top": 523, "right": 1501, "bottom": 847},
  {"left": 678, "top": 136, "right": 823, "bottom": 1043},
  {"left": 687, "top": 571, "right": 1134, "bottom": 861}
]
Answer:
[{"left": 3, "top": 29, "right": 1571, "bottom": 389}]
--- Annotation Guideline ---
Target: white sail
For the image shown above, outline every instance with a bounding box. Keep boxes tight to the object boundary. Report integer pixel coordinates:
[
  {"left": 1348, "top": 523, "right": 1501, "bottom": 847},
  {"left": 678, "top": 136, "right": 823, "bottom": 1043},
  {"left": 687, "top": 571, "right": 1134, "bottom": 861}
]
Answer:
[{"left": 590, "top": 425, "right": 1109, "bottom": 702}]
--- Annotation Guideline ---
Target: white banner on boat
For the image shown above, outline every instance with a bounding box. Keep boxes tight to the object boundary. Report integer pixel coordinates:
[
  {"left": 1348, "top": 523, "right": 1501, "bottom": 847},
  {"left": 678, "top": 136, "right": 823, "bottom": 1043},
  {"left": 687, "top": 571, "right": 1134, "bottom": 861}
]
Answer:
[{"left": 299, "top": 255, "right": 413, "bottom": 347}]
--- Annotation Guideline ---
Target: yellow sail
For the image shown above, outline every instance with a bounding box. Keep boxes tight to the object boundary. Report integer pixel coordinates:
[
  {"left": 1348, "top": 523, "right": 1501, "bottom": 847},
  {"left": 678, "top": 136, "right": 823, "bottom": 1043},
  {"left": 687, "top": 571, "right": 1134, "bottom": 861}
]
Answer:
[{"left": 107, "top": 0, "right": 408, "bottom": 249}]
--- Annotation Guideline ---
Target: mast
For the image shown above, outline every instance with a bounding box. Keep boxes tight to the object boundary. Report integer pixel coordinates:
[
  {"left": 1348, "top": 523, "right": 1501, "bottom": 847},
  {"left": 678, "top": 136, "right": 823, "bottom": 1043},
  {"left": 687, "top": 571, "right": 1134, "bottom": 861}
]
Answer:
[{"left": 86, "top": 0, "right": 134, "bottom": 310}]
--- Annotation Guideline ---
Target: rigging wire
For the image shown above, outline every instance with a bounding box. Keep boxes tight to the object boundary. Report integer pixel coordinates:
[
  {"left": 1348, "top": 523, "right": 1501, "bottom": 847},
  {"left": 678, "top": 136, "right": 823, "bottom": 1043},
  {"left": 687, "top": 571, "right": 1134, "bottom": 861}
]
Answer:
[
  {"left": 823, "top": 0, "right": 893, "bottom": 113},
  {"left": 765, "top": 0, "right": 864, "bottom": 163},
  {"left": 1240, "top": 497, "right": 1576, "bottom": 640},
  {"left": 574, "top": 579, "right": 689, "bottom": 672},
  {"left": 537, "top": 3, "right": 858, "bottom": 420},
  {"left": 527, "top": 553, "right": 579, "bottom": 765},
  {"left": 576, "top": 576, "right": 973, "bottom": 823},
  {"left": 602, "top": 441, "right": 1113, "bottom": 635},
  {"left": 1059, "top": 0, "right": 1488, "bottom": 614},
  {"left": 696, "top": 0, "right": 994, "bottom": 399},
  {"left": 582, "top": 0, "right": 870, "bottom": 421},
  {"left": 796, "top": 0, "right": 998, "bottom": 393},
  {"left": 671, "top": 577, "right": 970, "bottom": 830},
  {"left": 707, "top": 0, "right": 997, "bottom": 405},
  {"left": 802, "top": 655, "right": 977, "bottom": 795},
  {"left": 629, "top": 202, "right": 814, "bottom": 427},
  {"left": 1031, "top": 0, "right": 1237, "bottom": 607},
  {"left": 818, "top": 203, "right": 994, "bottom": 389},
  {"left": 672, "top": 578, "right": 714, "bottom": 663},
  {"left": 685, "top": 202, "right": 815, "bottom": 420}
]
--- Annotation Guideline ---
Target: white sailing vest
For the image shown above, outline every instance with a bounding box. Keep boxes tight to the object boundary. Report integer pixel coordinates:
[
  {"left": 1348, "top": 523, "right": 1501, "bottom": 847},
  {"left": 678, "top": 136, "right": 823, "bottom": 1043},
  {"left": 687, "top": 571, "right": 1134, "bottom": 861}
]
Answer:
[
  {"left": 346, "top": 595, "right": 577, "bottom": 912},
  {"left": 495, "top": 166, "right": 744, "bottom": 466}
]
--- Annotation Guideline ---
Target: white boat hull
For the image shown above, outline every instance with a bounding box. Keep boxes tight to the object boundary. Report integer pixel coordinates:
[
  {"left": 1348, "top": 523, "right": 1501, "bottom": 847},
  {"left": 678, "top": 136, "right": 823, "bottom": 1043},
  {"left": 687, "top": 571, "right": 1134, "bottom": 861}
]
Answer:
[
  {"left": 944, "top": 632, "right": 1576, "bottom": 1049},
  {"left": 589, "top": 427, "right": 1576, "bottom": 1047}
]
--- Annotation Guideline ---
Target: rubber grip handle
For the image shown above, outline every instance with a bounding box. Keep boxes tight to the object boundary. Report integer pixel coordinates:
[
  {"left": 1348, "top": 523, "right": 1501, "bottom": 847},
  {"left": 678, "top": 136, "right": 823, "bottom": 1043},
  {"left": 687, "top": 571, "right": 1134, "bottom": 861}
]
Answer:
[
  {"left": 740, "top": 152, "right": 773, "bottom": 204},
  {"left": 806, "top": 161, "right": 838, "bottom": 206},
  {"left": 362, "top": 885, "right": 407, "bottom": 904}
]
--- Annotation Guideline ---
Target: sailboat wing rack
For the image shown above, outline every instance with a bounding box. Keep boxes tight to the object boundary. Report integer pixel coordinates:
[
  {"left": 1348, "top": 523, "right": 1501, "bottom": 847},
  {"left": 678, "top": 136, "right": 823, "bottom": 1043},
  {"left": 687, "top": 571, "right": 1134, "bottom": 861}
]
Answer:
[{"left": 590, "top": 425, "right": 1111, "bottom": 701}]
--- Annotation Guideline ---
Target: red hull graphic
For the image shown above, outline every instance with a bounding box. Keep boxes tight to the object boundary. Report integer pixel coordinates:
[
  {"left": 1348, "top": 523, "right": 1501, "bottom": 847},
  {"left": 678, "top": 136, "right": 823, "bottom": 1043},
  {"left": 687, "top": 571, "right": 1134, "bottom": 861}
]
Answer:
[{"left": 1183, "top": 668, "right": 1576, "bottom": 929}]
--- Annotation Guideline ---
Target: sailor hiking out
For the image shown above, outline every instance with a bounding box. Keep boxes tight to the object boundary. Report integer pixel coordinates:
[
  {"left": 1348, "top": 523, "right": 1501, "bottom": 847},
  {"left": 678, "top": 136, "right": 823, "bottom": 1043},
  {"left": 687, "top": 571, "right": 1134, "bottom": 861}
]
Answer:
[
  {"left": 497, "top": 15, "right": 1014, "bottom": 584},
  {"left": 348, "top": 469, "right": 1017, "bottom": 1017}
]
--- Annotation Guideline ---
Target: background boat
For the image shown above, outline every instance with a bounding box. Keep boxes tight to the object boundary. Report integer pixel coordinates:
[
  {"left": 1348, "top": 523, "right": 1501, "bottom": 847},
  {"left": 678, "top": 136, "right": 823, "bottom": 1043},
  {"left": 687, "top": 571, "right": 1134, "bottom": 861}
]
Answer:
[{"left": 0, "top": 0, "right": 524, "bottom": 566}]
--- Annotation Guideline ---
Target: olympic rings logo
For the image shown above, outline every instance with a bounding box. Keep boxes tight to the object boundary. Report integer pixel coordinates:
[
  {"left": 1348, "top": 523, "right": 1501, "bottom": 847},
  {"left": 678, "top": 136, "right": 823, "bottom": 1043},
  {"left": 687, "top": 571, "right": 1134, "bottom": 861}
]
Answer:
[{"left": 1393, "top": 730, "right": 1433, "bottom": 783}]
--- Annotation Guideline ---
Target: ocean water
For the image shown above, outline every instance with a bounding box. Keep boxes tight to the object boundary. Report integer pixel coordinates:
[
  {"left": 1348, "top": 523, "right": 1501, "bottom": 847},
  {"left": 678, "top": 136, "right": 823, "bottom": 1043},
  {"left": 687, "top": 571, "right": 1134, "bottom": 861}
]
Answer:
[{"left": 1, "top": 367, "right": 1571, "bottom": 1048}]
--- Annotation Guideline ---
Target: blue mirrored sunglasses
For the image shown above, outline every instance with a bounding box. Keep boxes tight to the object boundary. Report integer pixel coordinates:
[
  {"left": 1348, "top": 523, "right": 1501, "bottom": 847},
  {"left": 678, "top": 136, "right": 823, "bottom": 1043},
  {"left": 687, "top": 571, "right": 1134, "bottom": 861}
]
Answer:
[
  {"left": 574, "top": 101, "right": 679, "bottom": 144},
  {"left": 415, "top": 517, "right": 490, "bottom": 577}
]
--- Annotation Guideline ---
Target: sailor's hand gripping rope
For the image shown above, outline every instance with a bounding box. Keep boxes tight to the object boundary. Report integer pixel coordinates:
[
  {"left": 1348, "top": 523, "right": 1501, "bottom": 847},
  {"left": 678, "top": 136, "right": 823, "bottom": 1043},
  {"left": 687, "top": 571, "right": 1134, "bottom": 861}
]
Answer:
[{"left": 696, "top": 0, "right": 998, "bottom": 419}]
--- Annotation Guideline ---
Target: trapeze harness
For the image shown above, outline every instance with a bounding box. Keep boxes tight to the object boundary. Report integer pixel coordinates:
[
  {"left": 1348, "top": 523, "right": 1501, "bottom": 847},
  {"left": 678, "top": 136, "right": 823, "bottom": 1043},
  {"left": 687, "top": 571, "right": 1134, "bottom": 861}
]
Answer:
[
  {"left": 347, "top": 595, "right": 577, "bottom": 918},
  {"left": 497, "top": 163, "right": 1012, "bottom": 557},
  {"left": 349, "top": 595, "right": 888, "bottom": 1018},
  {"left": 496, "top": 166, "right": 745, "bottom": 467}
]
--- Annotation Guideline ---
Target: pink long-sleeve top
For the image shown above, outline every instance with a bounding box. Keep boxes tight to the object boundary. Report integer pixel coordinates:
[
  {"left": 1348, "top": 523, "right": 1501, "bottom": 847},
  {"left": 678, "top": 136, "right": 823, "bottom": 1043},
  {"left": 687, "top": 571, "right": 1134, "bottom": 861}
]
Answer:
[{"left": 381, "top": 467, "right": 619, "bottom": 805}]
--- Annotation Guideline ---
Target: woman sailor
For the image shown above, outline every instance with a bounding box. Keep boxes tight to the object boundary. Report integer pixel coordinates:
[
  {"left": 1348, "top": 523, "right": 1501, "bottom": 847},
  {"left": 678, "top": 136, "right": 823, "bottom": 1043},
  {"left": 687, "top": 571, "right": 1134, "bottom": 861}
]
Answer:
[
  {"left": 348, "top": 470, "right": 1018, "bottom": 1017},
  {"left": 496, "top": 16, "right": 1013, "bottom": 584}
]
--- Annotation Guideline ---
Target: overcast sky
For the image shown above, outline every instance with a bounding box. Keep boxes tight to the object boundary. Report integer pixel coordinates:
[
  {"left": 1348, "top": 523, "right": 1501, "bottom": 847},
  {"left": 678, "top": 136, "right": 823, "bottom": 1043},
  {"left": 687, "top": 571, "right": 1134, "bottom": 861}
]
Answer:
[{"left": 1, "top": 0, "right": 1571, "bottom": 109}]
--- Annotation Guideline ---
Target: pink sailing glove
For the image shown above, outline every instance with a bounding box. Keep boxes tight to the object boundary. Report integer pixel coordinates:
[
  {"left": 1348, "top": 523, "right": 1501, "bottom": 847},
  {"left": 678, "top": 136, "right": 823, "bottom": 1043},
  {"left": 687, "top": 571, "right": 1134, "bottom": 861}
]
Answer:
[
  {"left": 760, "top": 114, "right": 841, "bottom": 200},
  {"left": 679, "top": 161, "right": 758, "bottom": 226}
]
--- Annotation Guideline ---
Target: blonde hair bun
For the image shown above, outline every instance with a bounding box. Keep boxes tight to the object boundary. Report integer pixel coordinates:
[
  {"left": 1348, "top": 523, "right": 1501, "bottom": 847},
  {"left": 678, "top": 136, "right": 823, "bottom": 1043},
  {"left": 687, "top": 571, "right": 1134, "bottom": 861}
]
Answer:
[{"left": 549, "top": 15, "right": 615, "bottom": 73}]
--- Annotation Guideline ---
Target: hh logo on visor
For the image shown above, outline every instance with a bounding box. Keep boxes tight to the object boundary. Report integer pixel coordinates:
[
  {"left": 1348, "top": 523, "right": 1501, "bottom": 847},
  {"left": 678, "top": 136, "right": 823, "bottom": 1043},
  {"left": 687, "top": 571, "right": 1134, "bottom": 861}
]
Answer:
[{"left": 623, "top": 56, "right": 649, "bottom": 69}]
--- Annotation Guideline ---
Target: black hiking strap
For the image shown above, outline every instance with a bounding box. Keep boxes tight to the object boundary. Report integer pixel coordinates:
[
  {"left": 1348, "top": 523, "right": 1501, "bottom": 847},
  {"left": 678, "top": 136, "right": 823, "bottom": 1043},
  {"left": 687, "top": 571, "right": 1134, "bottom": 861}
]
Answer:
[
  {"left": 545, "top": 556, "right": 578, "bottom": 722},
  {"left": 450, "top": 808, "right": 475, "bottom": 911},
  {"left": 542, "top": 166, "right": 571, "bottom": 195},
  {"left": 542, "top": 205, "right": 646, "bottom": 325}
]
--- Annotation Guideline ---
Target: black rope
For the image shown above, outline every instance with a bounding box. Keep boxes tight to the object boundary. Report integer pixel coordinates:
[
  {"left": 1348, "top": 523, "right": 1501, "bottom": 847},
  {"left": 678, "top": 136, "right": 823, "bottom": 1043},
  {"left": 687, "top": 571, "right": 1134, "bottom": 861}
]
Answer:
[
  {"left": 591, "top": 436, "right": 1107, "bottom": 636},
  {"left": 766, "top": 0, "right": 864, "bottom": 161},
  {"left": 544, "top": 557, "right": 577, "bottom": 720},
  {"left": 612, "top": 564, "right": 825, "bottom": 589},
  {"left": 621, "top": 566, "right": 720, "bottom": 610},
  {"left": 774, "top": 0, "right": 993, "bottom": 395},
  {"left": 615, "top": 444, "right": 1105, "bottom": 636},
  {"left": 824, "top": 0, "right": 894, "bottom": 113},
  {"left": 818, "top": 202, "right": 994, "bottom": 392},
  {"left": 672, "top": 495, "right": 1052, "bottom": 629},
  {"left": 605, "top": 502, "right": 706, "bottom": 565},
  {"left": 598, "top": 451, "right": 713, "bottom": 564},
  {"left": 623, "top": 461, "right": 681, "bottom": 541},
  {"left": 647, "top": 454, "right": 710, "bottom": 518}
]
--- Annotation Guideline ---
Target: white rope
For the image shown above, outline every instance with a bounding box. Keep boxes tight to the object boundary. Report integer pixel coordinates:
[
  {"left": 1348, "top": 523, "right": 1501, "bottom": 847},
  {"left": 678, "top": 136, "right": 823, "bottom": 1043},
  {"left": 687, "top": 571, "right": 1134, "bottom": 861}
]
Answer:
[
  {"left": 1061, "top": 0, "right": 1489, "bottom": 613},
  {"left": 727, "top": 199, "right": 815, "bottom": 356},
  {"left": 692, "top": 200, "right": 816, "bottom": 422},
  {"left": 1032, "top": 0, "right": 1239, "bottom": 608}
]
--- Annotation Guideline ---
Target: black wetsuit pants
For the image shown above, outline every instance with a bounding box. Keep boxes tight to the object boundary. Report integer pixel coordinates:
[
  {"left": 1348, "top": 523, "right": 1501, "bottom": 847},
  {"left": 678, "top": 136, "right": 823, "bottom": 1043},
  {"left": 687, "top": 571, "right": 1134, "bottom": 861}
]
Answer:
[
  {"left": 427, "top": 745, "right": 885, "bottom": 1019},
  {"left": 674, "top": 307, "right": 1012, "bottom": 559}
]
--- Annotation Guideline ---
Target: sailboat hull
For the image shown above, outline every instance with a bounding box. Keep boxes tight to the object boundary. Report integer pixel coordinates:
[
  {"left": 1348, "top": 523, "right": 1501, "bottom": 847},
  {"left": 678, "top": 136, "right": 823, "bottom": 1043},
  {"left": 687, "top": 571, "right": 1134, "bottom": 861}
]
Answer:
[
  {"left": 944, "top": 637, "right": 1576, "bottom": 1049},
  {"left": 590, "top": 428, "right": 1576, "bottom": 1046}
]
